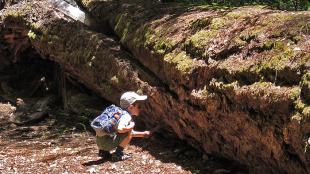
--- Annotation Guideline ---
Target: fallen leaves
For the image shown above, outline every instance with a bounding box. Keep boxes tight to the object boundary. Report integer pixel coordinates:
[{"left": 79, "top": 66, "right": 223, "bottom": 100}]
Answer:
[{"left": 0, "top": 102, "right": 239, "bottom": 174}]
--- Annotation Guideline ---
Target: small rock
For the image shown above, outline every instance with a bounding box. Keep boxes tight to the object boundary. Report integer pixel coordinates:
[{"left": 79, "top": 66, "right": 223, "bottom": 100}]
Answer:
[
  {"left": 154, "top": 160, "right": 160, "bottom": 166},
  {"left": 111, "top": 164, "right": 117, "bottom": 170},
  {"left": 49, "top": 163, "right": 57, "bottom": 168},
  {"left": 142, "top": 154, "right": 147, "bottom": 160},
  {"left": 52, "top": 147, "right": 60, "bottom": 153},
  {"left": 87, "top": 167, "right": 96, "bottom": 173}
]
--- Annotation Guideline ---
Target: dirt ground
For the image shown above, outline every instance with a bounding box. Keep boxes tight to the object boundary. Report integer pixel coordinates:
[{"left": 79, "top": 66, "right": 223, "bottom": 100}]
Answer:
[{"left": 0, "top": 101, "right": 247, "bottom": 174}]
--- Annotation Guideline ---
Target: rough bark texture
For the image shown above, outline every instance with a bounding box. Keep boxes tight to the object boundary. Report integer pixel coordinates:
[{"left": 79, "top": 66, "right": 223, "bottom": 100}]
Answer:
[{"left": 1, "top": 0, "right": 310, "bottom": 173}]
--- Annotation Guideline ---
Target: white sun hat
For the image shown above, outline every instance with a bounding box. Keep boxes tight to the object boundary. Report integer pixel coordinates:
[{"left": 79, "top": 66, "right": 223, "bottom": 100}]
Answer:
[{"left": 120, "top": 91, "right": 147, "bottom": 109}]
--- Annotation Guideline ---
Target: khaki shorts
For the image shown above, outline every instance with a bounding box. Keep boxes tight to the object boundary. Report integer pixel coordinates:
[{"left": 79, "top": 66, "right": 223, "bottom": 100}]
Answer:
[{"left": 96, "top": 133, "right": 129, "bottom": 151}]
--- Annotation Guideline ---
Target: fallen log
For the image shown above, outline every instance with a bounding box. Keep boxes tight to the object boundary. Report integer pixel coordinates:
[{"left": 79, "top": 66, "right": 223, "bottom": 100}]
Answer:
[{"left": 1, "top": 0, "right": 310, "bottom": 173}]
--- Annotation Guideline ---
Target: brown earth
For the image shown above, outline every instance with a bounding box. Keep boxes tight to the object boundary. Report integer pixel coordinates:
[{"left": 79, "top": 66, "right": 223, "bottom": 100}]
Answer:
[
  {"left": 0, "top": 99, "right": 245, "bottom": 174},
  {"left": 1, "top": 0, "right": 310, "bottom": 173}
]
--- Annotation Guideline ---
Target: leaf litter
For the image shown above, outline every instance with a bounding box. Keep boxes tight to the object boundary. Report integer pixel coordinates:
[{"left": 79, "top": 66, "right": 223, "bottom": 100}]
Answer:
[{"left": 0, "top": 102, "right": 245, "bottom": 174}]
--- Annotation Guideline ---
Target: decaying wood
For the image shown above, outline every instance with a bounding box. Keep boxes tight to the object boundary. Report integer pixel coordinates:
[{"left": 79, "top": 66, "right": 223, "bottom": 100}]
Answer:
[{"left": 1, "top": 0, "right": 310, "bottom": 173}]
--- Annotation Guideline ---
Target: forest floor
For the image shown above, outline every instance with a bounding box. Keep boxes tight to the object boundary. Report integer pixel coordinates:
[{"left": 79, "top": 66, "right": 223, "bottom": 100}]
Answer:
[{"left": 0, "top": 102, "right": 244, "bottom": 174}]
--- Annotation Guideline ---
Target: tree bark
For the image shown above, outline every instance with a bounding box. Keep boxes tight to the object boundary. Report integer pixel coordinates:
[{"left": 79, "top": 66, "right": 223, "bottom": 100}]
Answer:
[{"left": 1, "top": 0, "right": 310, "bottom": 173}]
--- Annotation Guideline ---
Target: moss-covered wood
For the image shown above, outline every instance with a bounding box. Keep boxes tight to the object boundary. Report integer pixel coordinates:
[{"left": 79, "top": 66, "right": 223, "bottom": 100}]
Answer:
[{"left": 1, "top": 0, "right": 310, "bottom": 173}]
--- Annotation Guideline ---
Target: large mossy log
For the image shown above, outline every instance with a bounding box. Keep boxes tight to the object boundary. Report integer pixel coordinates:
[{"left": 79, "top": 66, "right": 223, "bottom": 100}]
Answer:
[{"left": 1, "top": 0, "right": 310, "bottom": 173}]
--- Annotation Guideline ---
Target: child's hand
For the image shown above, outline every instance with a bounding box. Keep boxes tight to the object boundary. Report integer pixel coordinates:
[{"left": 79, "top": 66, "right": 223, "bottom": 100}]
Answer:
[{"left": 143, "top": 131, "right": 151, "bottom": 138}]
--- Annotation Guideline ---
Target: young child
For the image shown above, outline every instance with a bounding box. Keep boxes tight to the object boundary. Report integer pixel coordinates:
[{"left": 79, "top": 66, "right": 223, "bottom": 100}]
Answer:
[{"left": 91, "top": 91, "right": 151, "bottom": 160}]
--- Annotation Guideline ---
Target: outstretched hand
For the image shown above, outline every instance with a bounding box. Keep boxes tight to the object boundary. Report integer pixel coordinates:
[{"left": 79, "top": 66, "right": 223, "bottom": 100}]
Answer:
[
  {"left": 143, "top": 124, "right": 162, "bottom": 138},
  {"left": 143, "top": 131, "right": 151, "bottom": 138}
]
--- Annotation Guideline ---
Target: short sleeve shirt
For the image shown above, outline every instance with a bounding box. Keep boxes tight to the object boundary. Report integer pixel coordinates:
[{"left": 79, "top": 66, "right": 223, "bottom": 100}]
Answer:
[{"left": 117, "top": 112, "right": 132, "bottom": 131}]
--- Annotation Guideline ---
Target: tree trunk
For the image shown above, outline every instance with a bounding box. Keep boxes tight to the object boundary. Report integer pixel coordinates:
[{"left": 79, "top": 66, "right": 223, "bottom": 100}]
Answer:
[{"left": 1, "top": 0, "right": 310, "bottom": 173}]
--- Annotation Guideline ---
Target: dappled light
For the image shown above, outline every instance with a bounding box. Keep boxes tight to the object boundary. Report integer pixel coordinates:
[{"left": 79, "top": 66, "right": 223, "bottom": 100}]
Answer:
[{"left": 1, "top": 0, "right": 310, "bottom": 173}]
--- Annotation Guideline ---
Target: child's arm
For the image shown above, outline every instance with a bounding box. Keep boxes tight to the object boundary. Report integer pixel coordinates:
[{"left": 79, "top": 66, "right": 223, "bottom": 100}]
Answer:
[
  {"left": 132, "top": 130, "right": 150, "bottom": 138},
  {"left": 117, "top": 121, "right": 135, "bottom": 133}
]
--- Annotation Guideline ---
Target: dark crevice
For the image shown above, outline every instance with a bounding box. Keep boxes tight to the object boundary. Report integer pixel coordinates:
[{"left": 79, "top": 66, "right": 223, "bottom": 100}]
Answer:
[
  {"left": 72, "top": 3, "right": 172, "bottom": 93},
  {"left": 283, "top": 143, "right": 309, "bottom": 173}
]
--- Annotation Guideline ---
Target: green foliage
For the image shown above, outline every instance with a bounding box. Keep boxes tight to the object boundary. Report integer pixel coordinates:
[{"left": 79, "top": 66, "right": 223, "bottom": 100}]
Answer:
[{"left": 163, "top": 0, "right": 310, "bottom": 11}]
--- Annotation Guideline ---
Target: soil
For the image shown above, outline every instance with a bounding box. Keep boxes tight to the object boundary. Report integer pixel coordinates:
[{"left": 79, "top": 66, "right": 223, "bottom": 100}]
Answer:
[{"left": 0, "top": 102, "right": 244, "bottom": 174}]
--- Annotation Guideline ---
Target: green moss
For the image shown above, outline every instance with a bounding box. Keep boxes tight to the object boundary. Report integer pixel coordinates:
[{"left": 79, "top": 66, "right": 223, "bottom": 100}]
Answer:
[
  {"left": 30, "top": 23, "right": 40, "bottom": 30},
  {"left": 27, "top": 30, "right": 36, "bottom": 40},
  {"left": 81, "top": 0, "right": 92, "bottom": 7},
  {"left": 295, "top": 99, "right": 306, "bottom": 112},
  {"left": 184, "top": 30, "right": 216, "bottom": 57},
  {"left": 132, "top": 25, "right": 149, "bottom": 48},
  {"left": 260, "top": 40, "right": 275, "bottom": 50},
  {"left": 223, "top": 81, "right": 238, "bottom": 90},
  {"left": 154, "top": 39, "right": 175, "bottom": 55},
  {"left": 301, "top": 72, "right": 310, "bottom": 85},
  {"left": 232, "top": 37, "right": 247, "bottom": 47},
  {"left": 164, "top": 51, "right": 196, "bottom": 74},
  {"left": 274, "top": 40, "right": 287, "bottom": 50},
  {"left": 249, "top": 82, "right": 289, "bottom": 102},
  {"left": 268, "top": 14, "right": 295, "bottom": 37},
  {"left": 209, "top": 80, "right": 238, "bottom": 99},
  {"left": 252, "top": 81, "right": 273, "bottom": 88},
  {"left": 6, "top": 10, "right": 22, "bottom": 17},
  {"left": 196, "top": 4, "right": 230, "bottom": 11},
  {"left": 120, "top": 22, "right": 131, "bottom": 43},
  {"left": 289, "top": 87, "right": 301, "bottom": 100},
  {"left": 291, "top": 35, "right": 304, "bottom": 43},
  {"left": 134, "top": 25, "right": 176, "bottom": 54},
  {"left": 279, "top": 16, "right": 310, "bottom": 38},
  {"left": 144, "top": 28, "right": 155, "bottom": 46},
  {"left": 300, "top": 73, "right": 310, "bottom": 103},
  {"left": 238, "top": 13, "right": 296, "bottom": 41},
  {"left": 226, "top": 11, "right": 251, "bottom": 19},
  {"left": 191, "top": 18, "right": 211, "bottom": 30},
  {"left": 239, "top": 26, "right": 263, "bottom": 42},
  {"left": 256, "top": 41, "right": 294, "bottom": 72},
  {"left": 265, "top": 13, "right": 293, "bottom": 25},
  {"left": 114, "top": 13, "right": 131, "bottom": 43},
  {"left": 210, "top": 18, "right": 226, "bottom": 30},
  {"left": 70, "top": 50, "right": 92, "bottom": 65},
  {"left": 259, "top": 54, "right": 286, "bottom": 71},
  {"left": 302, "top": 106, "right": 310, "bottom": 118}
]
